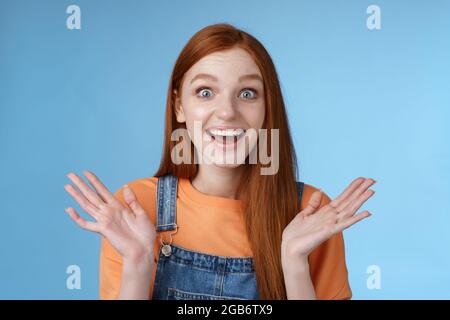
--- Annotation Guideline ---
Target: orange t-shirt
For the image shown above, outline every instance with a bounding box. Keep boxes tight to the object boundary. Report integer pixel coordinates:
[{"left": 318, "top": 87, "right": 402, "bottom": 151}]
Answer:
[{"left": 99, "top": 177, "right": 352, "bottom": 300}]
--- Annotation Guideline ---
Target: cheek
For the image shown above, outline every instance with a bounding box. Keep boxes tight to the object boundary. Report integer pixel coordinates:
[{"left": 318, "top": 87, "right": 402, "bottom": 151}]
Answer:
[
  {"left": 244, "top": 103, "right": 265, "bottom": 129},
  {"left": 185, "top": 111, "right": 210, "bottom": 136},
  {"left": 182, "top": 100, "right": 211, "bottom": 128},
  {"left": 182, "top": 102, "right": 213, "bottom": 145}
]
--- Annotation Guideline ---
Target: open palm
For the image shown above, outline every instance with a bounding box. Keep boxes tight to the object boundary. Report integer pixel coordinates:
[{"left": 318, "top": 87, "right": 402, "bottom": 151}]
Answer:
[
  {"left": 64, "top": 171, "right": 156, "bottom": 260},
  {"left": 282, "top": 177, "right": 376, "bottom": 260}
]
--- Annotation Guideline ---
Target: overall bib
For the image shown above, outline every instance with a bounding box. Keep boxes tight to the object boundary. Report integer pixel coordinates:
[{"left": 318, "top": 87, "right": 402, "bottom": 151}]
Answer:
[{"left": 151, "top": 174, "right": 304, "bottom": 300}]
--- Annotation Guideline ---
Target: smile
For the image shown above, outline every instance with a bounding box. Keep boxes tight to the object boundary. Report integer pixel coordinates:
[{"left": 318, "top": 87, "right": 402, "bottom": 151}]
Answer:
[{"left": 205, "top": 128, "right": 246, "bottom": 146}]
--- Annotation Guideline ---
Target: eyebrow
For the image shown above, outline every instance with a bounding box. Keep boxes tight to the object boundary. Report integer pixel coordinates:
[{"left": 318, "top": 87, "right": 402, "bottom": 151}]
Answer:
[
  {"left": 239, "top": 73, "right": 263, "bottom": 83},
  {"left": 190, "top": 73, "right": 263, "bottom": 84}
]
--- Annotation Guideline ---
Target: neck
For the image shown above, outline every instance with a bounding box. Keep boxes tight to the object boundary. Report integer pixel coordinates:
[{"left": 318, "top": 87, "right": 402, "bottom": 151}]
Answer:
[{"left": 191, "top": 165, "right": 244, "bottom": 200}]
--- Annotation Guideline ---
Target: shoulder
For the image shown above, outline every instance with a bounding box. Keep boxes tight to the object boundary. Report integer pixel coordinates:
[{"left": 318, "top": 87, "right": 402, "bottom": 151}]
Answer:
[
  {"left": 112, "top": 176, "right": 159, "bottom": 223},
  {"left": 300, "top": 182, "right": 332, "bottom": 211},
  {"left": 113, "top": 176, "right": 159, "bottom": 199}
]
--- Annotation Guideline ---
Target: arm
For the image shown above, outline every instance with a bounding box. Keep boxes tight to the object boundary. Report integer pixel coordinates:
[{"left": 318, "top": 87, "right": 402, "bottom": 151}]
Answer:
[
  {"left": 281, "top": 177, "right": 377, "bottom": 300},
  {"left": 99, "top": 235, "right": 155, "bottom": 300},
  {"left": 119, "top": 252, "right": 154, "bottom": 300},
  {"left": 281, "top": 254, "right": 316, "bottom": 300},
  {"left": 64, "top": 171, "right": 157, "bottom": 300}
]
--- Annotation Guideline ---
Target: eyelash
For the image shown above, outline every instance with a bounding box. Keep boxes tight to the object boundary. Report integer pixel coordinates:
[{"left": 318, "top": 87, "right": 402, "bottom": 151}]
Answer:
[{"left": 195, "top": 87, "right": 259, "bottom": 100}]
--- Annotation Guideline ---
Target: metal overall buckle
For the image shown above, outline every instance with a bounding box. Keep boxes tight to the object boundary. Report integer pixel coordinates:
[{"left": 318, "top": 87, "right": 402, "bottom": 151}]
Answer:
[{"left": 160, "top": 224, "right": 178, "bottom": 257}]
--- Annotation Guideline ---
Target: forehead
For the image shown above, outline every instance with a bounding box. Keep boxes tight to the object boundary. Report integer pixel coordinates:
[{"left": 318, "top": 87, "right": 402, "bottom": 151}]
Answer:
[{"left": 185, "top": 47, "right": 262, "bottom": 80}]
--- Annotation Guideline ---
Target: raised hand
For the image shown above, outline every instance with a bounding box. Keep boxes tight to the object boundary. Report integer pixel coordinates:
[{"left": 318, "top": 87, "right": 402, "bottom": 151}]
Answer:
[
  {"left": 281, "top": 177, "right": 376, "bottom": 264},
  {"left": 64, "top": 171, "right": 156, "bottom": 262}
]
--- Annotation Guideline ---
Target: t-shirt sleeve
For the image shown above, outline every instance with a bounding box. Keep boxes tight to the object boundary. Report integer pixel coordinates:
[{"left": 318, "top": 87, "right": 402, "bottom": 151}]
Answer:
[{"left": 302, "top": 185, "right": 353, "bottom": 300}]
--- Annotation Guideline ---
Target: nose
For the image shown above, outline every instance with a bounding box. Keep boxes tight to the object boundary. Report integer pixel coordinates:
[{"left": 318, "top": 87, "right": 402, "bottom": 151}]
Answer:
[{"left": 215, "top": 96, "right": 237, "bottom": 121}]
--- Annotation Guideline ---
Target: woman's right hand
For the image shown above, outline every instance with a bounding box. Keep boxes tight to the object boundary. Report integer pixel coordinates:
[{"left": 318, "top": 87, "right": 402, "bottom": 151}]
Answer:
[{"left": 64, "top": 171, "right": 157, "bottom": 263}]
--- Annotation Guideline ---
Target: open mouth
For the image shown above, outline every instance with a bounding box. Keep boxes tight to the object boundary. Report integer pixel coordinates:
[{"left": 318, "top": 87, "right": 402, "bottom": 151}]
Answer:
[{"left": 205, "top": 128, "right": 246, "bottom": 147}]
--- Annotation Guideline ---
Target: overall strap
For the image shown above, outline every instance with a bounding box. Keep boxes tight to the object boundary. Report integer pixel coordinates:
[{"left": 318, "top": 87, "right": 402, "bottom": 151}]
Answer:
[
  {"left": 296, "top": 181, "right": 305, "bottom": 205},
  {"left": 155, "top": 174, "right": 178, "bottom": 232}
]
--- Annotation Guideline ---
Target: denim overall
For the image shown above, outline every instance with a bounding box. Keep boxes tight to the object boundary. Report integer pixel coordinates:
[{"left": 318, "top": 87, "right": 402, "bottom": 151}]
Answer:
[{"left": 151, "top": 174, "right": 305, "bottom": 300}]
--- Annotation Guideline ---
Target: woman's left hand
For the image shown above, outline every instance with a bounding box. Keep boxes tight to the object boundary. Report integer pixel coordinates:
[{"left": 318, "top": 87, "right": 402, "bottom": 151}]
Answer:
[{"left": 281, "top": 177, "right": 376, "bottom": 266}]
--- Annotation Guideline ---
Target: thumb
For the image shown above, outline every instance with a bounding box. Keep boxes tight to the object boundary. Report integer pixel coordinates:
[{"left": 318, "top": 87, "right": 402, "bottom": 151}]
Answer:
[
  {"left": 122, "top": 184, "right": 146, "bottom": 216},
  {"left": 301, "top": 189, "right": 323, "bottom": 217}
]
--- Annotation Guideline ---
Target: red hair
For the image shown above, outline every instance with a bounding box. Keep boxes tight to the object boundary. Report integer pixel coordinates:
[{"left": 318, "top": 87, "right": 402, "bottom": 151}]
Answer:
[{"left": 155, "top": 23, "right": 301, "bottom": 300}]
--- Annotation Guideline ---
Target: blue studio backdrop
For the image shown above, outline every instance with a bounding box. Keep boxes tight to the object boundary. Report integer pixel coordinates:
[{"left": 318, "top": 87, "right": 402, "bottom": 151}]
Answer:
[{"left": 0, "top": 0, "right": 449, "bottom": 299}]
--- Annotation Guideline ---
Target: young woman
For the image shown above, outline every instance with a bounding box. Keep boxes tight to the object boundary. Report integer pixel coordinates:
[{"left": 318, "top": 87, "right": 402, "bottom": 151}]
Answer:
[{"left": 64, "top": 23, "right": 376, "bottom": 300}]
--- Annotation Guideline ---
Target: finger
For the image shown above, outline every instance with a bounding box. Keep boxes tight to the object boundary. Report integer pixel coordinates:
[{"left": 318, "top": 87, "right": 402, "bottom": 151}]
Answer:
[
  {"left": 329, "top": 177, "right": 366, "bottom": 208},
  {"left": 338, "top": 188, "right": 375, "bottom": 219},
  {"left": 83, "top": 170, "right": 117, "bottom": 204},
  {"left": 65, "top": 207, "right": 100, "bottom": 233},
  {"left": 300, "top": 190, "right": 323, "bottom": 217},
  {"left": 336, "top": 178, "right": 376, "bottom": 212},
  {"left": 336, "top": 210, "right": 372, "bottom": 231},
  {"left": 66, "top": 172, "right": 104, "bottom": 209},
  {"left": 123, "top": 185, "right": 146, "bottom": 216},
  {"left": 64, "top": 183, "right": 99, "bottom": 219}
]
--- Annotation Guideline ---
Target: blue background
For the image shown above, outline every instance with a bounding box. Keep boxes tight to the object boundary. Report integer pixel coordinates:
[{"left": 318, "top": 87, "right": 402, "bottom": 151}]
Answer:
[{"left": 1, "top": 0, "right": 449, "bottom": 299}]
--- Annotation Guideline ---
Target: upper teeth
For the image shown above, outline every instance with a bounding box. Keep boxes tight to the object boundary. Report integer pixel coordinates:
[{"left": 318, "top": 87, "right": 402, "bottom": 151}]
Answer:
[{"left": 208, "top": 128, "right": 244, "bottom": 137}]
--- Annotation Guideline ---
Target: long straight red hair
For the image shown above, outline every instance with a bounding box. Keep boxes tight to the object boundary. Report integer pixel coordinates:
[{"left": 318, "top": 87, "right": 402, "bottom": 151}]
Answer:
[{"left": 154, "top": 23, "right": 301, "bottom": 300}]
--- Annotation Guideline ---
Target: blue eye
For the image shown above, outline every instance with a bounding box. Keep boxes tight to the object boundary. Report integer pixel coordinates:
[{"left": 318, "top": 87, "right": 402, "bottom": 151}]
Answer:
[
  {"left": 240, "top": 89, "right": 257, "bottom": 100},
  {"left": 196, "top": 87, "right": 213, "bottom": 98}
]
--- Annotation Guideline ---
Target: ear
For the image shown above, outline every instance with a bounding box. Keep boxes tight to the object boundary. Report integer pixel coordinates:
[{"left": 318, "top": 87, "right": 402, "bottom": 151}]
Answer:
[{"left": 173, "top": 89, "right": 186, "bottom": 123}]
